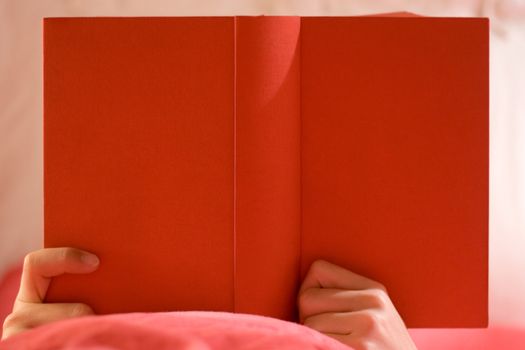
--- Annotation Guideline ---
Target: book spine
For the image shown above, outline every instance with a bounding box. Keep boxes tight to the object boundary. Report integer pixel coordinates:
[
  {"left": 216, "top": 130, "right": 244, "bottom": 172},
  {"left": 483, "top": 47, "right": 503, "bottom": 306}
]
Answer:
[{"left": 234, "top": 16, "right": 301, "bottom": 321}]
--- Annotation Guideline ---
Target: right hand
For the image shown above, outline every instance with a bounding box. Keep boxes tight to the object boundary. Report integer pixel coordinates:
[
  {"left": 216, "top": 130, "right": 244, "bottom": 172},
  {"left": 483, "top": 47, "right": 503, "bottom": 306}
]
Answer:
[
  {"left": 297, "top": 260, "right": 417, "bottom": 350},
  {"left": 2, "top": 247, "right": 100, "bottom": 340}
]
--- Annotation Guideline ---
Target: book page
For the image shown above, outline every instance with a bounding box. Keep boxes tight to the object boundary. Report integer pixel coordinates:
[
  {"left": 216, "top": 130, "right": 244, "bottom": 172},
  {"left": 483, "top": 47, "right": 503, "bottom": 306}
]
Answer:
[
  {"left": 300, "top": 16, "right": 488, "bottom": 327},
  {"left": 44, "top": 17, "right": 235, "bottom": 313}
]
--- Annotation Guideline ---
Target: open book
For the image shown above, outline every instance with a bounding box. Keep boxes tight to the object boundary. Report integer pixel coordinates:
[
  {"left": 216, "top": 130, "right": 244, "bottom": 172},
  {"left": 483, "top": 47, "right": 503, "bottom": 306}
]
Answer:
[{"left": 43, "top": 14, "right": 488, "bottom": 327}]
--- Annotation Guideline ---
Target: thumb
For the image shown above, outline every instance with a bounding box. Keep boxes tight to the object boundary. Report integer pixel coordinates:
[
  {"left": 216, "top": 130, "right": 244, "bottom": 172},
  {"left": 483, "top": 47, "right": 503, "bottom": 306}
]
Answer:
[
  {"left": 299, "top": 259, "right": 386, "bottom": 294},
  {"left": 17, "top": 248, "right": 100, "bottom": 304}
]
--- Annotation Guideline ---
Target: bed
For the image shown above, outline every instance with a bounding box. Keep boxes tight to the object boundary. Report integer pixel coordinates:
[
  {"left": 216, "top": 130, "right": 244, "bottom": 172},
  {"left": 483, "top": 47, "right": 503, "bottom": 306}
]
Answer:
[{"left": 1, "top": 0, "right": 524, "bottom": 348}]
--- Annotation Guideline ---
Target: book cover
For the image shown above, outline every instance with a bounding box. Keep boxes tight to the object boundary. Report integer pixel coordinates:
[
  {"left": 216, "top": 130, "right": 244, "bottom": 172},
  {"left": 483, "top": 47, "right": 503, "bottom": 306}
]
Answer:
[{"left": 44, "top": 14, "right": 488, "bottom": 327}]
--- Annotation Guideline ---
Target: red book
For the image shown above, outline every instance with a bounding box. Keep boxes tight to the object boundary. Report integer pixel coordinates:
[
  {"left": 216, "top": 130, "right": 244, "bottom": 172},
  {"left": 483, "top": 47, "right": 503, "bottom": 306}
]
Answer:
[{"left": 44, "top": 14, "right": 488, "bottom": 327}]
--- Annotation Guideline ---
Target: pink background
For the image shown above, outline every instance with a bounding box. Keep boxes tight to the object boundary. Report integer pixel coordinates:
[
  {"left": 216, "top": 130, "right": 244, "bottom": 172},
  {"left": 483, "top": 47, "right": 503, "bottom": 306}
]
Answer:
[{"left": 1, "top": 0, "right": 524, "bottom": 328}]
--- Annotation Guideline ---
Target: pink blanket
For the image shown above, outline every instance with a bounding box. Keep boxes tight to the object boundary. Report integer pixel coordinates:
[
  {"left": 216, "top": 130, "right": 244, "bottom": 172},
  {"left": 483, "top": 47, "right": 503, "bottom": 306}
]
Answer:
[
  {"left": 3, "top": 264, "right": 525, "bottom": 349},
  {"left": 0, "top": 311, "right": 351, "bottom": 350}
]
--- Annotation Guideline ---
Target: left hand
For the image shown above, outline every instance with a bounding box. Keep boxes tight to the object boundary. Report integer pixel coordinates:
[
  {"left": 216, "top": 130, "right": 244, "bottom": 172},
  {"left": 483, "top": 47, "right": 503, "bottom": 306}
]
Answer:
[
  {"left": 297, "top": 259, "right": 417, "bottom": 350},
  {"left": 2, "top": 248, "right": 99, "bottom": 340}
]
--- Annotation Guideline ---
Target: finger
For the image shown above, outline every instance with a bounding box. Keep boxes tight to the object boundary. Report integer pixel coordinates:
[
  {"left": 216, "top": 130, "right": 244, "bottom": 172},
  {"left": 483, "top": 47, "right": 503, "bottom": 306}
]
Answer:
[
  {"left": 3, "top": 302, "right": 94, "bottom": 340},
  {"left": 1, "top": 323, "right": 26, "bottom": 341},
  {"left": 303, "top": 311, "right": 373, "bottom": 335},
  {"left": 6, "top": 302, "right": 94, "bottom": 330},
  {"left": 299, "top": 259, "right": 386, "bottom": 294},
  {"left": 322, "top": 333, "right": 365, "bottom": 350},
  {"left": 17, "top": 248, "right": 100, "bottom": 303},
  {"left": 298, "top": 287, "right": 384, "bottom": 322}
]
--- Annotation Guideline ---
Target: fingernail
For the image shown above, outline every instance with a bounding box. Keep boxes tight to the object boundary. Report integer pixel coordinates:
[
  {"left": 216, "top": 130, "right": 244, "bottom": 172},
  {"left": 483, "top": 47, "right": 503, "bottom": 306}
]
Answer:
[{"left": 81, "top": 253, "right": 100, "bottom": 266}]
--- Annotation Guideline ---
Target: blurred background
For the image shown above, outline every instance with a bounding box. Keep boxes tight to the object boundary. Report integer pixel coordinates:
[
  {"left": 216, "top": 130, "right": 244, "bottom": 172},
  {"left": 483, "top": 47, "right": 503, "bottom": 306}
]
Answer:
[{"left": 1, "top": 0, "right": 524, "bottom": 333}]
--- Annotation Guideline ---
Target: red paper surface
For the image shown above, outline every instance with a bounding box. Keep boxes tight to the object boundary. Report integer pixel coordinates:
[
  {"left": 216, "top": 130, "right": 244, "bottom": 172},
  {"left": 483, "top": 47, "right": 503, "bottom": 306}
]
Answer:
[
  {"left": 44, "top": 18, "right": 235, "bottom": 313},
  {"left": 44, "top": 15, "right": 488, "bottom": 327},
  {"left": 234, "top": 17, "right": 301, "bottom": 320},
  {"left": 300, "top": 17, "right": 488, "bottom": 327}
]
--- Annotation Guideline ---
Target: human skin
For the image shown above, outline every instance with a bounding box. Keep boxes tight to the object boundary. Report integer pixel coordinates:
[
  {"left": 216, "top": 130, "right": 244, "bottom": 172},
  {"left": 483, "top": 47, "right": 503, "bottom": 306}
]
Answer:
[
  {"left": 1, "top": 248, "right": 98, "bottom": 340},
  {"left": 298, "top": 259, "right": 417, "bottom": 349},
  {"left": 2, "top": 248, "right": 417, "bottom": 349}
]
